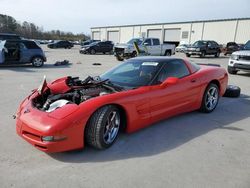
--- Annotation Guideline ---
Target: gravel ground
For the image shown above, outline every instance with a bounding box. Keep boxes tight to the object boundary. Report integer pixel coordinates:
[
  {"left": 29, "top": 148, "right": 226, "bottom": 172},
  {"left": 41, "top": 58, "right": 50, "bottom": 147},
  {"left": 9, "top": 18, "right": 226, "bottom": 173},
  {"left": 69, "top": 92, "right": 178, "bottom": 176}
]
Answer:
[{"left": 0, "top": 46, "right": 249, "bottom": 188}]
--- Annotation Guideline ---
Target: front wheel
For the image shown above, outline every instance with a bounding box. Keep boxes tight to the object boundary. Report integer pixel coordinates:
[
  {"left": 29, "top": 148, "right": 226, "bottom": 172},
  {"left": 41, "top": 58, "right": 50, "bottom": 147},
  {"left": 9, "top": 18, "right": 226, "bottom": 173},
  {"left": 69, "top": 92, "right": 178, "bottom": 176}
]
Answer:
[
  {"left": 85, "top": 105, "right": 121, "bottom": 149},
  {"left": 200, "top": 51, "right": 206, "bottom": 58},
  {"left": 227, "top": 66, "right": 238, "bottom": 74},
  {"left": 200, "top": 83, "right": 219, "bottom": 113},
  {"left": 32, "top": 57, "right": 44, "bottom": 67},
  {"left": 115, "top": 54, "right": 124, "bottom": 61},
  {"left": 215, "top": 51, "right": 220, "bottom": 57},
  {"left": 186, "top": 53, "right": 191, "bottom": 57},
  {"left": 90, "top": 49, "right": 96, "bottom": 54},
  {"left": 165, "top": 50, "right": 171, "bottom": 56}
]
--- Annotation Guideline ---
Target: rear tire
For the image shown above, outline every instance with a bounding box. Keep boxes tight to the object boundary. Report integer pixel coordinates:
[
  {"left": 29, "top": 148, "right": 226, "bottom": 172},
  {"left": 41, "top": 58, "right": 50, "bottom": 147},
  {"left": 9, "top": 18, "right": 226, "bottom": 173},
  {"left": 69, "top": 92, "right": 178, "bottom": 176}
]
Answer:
[
  {"left": 199, "top": 83, "right": 219, "bottom": 113},
  {"left": 85, "top": 105, "right": 121, "bottom": 149},
  {"left": 32, "top": 56, "right": 44, "bottom": 67},
  {"left": 164, "top": 50, "right": 171, "bottom": 56}
]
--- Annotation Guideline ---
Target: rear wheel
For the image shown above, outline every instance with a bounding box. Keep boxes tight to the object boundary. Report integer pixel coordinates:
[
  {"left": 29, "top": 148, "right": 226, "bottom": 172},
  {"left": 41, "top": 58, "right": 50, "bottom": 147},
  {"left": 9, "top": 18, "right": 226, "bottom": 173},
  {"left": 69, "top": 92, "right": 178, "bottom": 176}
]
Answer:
[
  {"left": 200, "top": 83, "right": 219, "bottom": 113},
  {"left": 32, "top": 56, "right": 44, "bottom": 67},
  {"left": 164, "top": 50, "right": 171, "bottom": 56},
  {"left": 85, "top": 105, "right": 121, "bottom": 149}
]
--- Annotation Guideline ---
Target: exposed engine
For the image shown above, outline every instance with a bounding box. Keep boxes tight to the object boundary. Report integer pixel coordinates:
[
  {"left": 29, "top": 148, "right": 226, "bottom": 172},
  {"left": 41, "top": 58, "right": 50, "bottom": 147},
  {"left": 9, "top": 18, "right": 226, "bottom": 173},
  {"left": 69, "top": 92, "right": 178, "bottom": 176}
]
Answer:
[{"left": 32, "top": 76, "right": 122, "bottom": 112}]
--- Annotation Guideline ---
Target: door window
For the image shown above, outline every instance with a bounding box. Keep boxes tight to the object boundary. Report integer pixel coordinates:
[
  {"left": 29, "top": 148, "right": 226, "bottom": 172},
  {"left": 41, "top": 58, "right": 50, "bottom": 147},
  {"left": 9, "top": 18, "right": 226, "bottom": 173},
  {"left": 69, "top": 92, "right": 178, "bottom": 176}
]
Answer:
[
  {"left": 144, "top": 39, "right": 152, "bottom": 46},
  {"left": 154, "top": 60, "right": 190, "bottom": 84}
]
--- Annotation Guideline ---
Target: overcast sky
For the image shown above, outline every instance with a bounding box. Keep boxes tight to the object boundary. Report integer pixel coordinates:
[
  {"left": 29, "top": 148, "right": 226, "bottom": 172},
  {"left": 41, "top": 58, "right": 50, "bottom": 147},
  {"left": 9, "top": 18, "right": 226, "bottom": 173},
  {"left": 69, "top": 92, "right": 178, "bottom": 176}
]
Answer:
[{"left": 0, "top": 0, "right": 249, "bottom": 34}]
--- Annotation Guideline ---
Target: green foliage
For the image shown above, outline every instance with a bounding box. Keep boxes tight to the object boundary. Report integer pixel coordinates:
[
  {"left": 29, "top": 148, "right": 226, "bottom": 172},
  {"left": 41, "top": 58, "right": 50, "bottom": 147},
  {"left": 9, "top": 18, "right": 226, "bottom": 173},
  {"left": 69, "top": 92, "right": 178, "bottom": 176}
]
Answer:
[{"left": 0, "top": 14, "right": 89, "bottom": 41}]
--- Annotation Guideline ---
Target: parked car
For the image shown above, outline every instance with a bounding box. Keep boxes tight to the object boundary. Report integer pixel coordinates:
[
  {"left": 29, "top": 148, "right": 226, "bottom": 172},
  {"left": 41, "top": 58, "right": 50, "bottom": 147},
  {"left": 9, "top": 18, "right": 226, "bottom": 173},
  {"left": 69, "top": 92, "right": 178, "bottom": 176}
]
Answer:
[
  {"left": 114, "top": 38, "right": 175, "bottom": 61},
  {"left": 81, "top": 39, "right": 100, "bottom": 46},
  {"left": 0, "top": 39, "right": 46, "bottom": 67},
  {"left": 15, "top": 56, "right": 228, "bottom": 152},
  {"left": 0, "top": 33, "right": 21, "bottom": 41},
  {"left": 79, "top": 41, "right": 113, "bottom": 54},
  {"left": 185, "top": 40, "right": 221, "bottom": 58},
  {"left": 47, "top": 40, "right": 73, "bottom": 49},
  {"left": 221, "top": 42, "right": 240, "bottom": 55},
  {"left": 228, "top": 40, "right": 250, "bottom": 74},
  {"left": 175, "top": 44, "right": 189, "bottom": 53}
]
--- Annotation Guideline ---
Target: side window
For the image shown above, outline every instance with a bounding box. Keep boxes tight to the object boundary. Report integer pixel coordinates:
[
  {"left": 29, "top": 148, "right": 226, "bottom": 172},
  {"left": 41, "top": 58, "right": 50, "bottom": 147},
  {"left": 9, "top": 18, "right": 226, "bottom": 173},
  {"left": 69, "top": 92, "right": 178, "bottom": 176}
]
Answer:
[
  {"left": 144, "top": 39, "right": 152, "bottom": 46},
  {"left": 155, "top": 60, "right": 190, "bottom": 84},
  {"left": 19, "top": 43, "right": 26, "bottom": 50},
  {"left": 152, "top": 39, "right": 160, "bottom": 46}
]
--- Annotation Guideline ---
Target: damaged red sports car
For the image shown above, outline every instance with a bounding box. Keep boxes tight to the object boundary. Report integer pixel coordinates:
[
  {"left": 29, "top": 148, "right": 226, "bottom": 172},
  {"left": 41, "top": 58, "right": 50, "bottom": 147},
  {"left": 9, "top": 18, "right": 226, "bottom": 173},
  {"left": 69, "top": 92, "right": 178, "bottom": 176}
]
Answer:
[{"left": 15, "top": 57, "right": 228, "bottom": 152}]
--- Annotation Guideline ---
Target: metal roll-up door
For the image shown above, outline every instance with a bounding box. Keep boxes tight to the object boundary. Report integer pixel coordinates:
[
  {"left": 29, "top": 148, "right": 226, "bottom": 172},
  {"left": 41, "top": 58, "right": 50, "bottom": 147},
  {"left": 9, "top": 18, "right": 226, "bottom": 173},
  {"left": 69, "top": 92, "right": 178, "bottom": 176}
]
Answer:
[
  {"left": 147, "top": 29, "right": 162, "bottom": 39},
  {"left": 92, "top": 31, "right": 100, "bottom": 40},
  {"left": 108, "top": 31, "right": 119, "bottom": 44},
  {"left": 164, "top": 29, "right": 181, "bottom": 42}
]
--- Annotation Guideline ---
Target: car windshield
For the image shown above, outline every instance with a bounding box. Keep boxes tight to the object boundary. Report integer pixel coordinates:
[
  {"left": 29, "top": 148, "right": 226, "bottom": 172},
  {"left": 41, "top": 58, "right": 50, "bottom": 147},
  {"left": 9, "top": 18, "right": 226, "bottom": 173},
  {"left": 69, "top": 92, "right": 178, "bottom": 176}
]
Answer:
[
  {"left": 100, "top": 60, "right": 161, "bottom": 88},
  {"left": 90, "top": 42, "right": 99, "bottom": 46},
  {"left": 243, "top": 41, "right": 250, "bottom": 50},
  {"left": 193, "top": 41, "right": 207, "bottom": 47},
  {"left": 127, "top": 38, "right": 143, "bottom": 45}
]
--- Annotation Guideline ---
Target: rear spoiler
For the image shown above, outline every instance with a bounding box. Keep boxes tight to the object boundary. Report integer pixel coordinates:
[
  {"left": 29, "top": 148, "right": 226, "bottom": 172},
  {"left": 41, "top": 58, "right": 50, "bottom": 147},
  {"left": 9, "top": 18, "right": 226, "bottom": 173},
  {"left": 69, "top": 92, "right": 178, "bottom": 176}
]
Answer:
[{"left": 197, "top": 63, "right": 221, "bottom": 67}]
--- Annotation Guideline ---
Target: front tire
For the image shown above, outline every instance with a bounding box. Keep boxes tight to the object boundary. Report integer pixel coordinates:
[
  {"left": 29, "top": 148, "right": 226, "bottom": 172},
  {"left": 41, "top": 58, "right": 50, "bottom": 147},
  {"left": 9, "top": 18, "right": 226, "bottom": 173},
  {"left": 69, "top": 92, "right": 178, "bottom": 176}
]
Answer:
[
  {"left": 90, "top": 49, "right": 96, "bottom": 54},
  {"left": 227, "top": 66, "right": 238, "bottom": 74},
  {"left": 186, "top": 53, "right": 191, "bottom": 57},
  {"left": 215, "top": 51, "right": 220, "bottom": 57},
  {"left": 164, "top": 50, "right": 171, "bottom": 56},
  {"left": 200, "top": 83, "right": 219, "bottom": 113},
  {"left": 32, "top": 57, "right": 44, "bottom": 67},
  {"left": 85, "top": 105, "right": 121, "bottom": 149},
  {"left": 200, "top": 51, "right": 206, "bottom": 58},
  {"left": 115, "top": 54, "right": 124, "bottom": 61}
]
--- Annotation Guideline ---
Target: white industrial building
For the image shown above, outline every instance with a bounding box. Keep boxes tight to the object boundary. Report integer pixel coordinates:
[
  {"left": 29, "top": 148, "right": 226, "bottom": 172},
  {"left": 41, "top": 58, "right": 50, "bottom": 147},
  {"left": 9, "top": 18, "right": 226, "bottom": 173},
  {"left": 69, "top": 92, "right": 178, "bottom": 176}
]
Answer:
[{"left": 91, "top": 18, "right": 250, "bottom": 45}]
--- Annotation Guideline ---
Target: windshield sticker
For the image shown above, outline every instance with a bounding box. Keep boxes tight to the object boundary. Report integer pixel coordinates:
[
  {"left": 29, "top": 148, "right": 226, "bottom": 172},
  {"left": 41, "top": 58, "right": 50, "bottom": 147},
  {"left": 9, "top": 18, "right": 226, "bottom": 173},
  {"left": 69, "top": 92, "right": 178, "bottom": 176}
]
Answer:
[{"left": 142, "top": 62, "right": 159, "bottom": 66}]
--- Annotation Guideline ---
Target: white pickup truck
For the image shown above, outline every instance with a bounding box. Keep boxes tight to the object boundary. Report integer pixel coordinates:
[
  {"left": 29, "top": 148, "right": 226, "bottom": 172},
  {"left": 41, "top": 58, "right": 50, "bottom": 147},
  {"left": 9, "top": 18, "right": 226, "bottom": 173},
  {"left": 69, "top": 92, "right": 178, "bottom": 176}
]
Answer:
[
  {"left": 228, "top": 40, "right": 250, "bottom": 74},
  {"left": 114, "top": 38, "right": 175, "bottom": 61}
]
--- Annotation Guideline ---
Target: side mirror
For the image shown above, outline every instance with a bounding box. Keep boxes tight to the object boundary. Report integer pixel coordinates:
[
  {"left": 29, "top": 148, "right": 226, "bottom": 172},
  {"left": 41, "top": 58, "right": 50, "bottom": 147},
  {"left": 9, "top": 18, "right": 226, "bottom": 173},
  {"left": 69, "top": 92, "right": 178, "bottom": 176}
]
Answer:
[{"left": 160, "top": 77, "right": 179, "bottom": 88}]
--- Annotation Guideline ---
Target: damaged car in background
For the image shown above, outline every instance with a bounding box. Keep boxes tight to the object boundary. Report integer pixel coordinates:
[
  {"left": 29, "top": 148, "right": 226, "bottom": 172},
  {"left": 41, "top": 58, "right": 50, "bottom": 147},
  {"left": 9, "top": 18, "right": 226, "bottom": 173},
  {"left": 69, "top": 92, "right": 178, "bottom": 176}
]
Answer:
[{"left": 15, "top": 57, "right": 228, "bottom": 152}]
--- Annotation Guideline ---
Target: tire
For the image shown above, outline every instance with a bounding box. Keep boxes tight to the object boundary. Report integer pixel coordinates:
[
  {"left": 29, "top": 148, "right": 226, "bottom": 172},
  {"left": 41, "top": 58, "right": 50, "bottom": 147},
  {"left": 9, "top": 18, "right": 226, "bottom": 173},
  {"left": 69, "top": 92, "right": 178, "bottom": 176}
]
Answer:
[
  {"left": 164, "top": 50, "right": 171, "bottom": 56},
  {"left": 227, "top": 66, "right": 238, "bottom": 74},
  {"left": 186, "top": 53, "right": 191, "bottom": 57},
  {"left": 200, "top": 51, "right": 206, "bottom": 58},
  {"left": 223, "top": 85, "right": 241, "bottom": 98},
  {"left": 90, "top": 49, "right": 96, "bottom": 54},
  {"left": 116, "top": 54, "right": 124, "bottom": 61},
  {"left": 103, "top": 52, "right": 106, "bottom": 54},
  {"left": 32, "top": 56, "right": 44, "bottom": 67},
  {"left": 85, "top": 105, "right": 121, "bottom": 149},
  {"left": 215, "top": 51, "right": 220, "bottom": 57},
  {"left": 199, "top": 83, "right": 219, "bottom": 113}
]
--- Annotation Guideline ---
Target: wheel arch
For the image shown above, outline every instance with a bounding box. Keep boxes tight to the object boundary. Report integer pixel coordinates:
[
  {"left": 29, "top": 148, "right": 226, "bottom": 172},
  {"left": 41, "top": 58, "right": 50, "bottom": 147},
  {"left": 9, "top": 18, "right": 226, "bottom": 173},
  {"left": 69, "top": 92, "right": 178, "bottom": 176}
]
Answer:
[
  {"left": 30, "top": 55, "right": 45, "bottom": 62},
  {"left": 84, "top": 103, "right": 128, "bottom": 135},
  {"left": 208, "top": 79, "right": 221, "bottom": 94}
]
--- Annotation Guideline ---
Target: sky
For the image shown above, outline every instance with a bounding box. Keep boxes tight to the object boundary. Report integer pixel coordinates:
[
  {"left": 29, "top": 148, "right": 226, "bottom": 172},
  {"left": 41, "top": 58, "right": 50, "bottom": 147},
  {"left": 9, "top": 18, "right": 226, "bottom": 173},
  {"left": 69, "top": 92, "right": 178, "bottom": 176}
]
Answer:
[{"left": 0, "top": 0, "right": 249, "bottom": 35}]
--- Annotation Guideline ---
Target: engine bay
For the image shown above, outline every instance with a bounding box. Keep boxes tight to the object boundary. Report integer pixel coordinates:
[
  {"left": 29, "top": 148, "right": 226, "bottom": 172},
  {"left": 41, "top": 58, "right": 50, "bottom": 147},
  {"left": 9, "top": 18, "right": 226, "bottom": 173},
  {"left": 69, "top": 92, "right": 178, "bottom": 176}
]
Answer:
[{"left": 32, "top": 76, "right": 122, "bottom": 112}]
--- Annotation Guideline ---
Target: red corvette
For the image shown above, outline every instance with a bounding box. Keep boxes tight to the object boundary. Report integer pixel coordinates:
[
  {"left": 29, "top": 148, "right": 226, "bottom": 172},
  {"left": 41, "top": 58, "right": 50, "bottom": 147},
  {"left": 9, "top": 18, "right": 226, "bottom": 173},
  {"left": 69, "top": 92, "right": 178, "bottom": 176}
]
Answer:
[{"left": 16, "top": 57, "right": 228, "bottom": 152}]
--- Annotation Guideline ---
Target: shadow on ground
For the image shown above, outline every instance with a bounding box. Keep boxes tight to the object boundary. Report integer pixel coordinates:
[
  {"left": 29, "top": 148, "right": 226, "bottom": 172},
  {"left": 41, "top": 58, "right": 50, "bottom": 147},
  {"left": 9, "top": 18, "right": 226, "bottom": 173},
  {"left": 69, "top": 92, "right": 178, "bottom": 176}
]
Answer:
[{"left": 49, "top": 95, "right": 250, "bottom": 163}]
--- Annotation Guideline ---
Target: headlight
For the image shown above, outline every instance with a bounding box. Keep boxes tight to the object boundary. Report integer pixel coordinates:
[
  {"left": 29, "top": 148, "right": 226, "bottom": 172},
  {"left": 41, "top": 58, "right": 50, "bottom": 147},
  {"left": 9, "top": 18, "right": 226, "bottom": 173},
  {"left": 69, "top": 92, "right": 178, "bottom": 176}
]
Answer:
[
  {"left": 231, "top": 54, "right": 239, "bottom": 60},
  {"left": 42, "top": 135, "right": 67, "bottom": 142}
]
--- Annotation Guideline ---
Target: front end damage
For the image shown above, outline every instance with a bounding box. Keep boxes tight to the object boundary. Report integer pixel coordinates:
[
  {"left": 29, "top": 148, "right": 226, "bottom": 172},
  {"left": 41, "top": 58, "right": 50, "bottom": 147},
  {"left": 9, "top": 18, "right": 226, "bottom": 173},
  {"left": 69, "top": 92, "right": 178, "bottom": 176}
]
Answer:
[{"left": 16, "top": 76, "right": 123, "bottom": 152}]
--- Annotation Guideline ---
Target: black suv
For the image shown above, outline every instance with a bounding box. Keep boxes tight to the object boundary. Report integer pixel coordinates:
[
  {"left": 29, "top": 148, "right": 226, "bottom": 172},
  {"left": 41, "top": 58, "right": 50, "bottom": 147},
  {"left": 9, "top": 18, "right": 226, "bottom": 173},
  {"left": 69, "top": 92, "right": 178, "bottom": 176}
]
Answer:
[
  {"left": 81, "top": 40, "right": 100, "bottom": 46},
  {"left": 0, "top": 33, "right": 21, "bottom": 41},
  {"left": 47, "top": 40, "right": 73, "bottom": 49},
  {"left": 79, "top": 41, "right": 113, "bottom": 54},
  {"left": 185, "top": 40, "right": 221, "bottom": 58}
]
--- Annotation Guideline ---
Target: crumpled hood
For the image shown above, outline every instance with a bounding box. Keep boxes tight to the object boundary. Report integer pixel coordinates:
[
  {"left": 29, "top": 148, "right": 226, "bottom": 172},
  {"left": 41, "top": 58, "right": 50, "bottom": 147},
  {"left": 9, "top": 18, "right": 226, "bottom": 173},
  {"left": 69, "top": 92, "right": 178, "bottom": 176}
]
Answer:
[
  {"left": 232, "top": 50, "right": 250, "bottom": 56},
  {"left": 114, "top": 43, "right": 133, "bottom": 49}
]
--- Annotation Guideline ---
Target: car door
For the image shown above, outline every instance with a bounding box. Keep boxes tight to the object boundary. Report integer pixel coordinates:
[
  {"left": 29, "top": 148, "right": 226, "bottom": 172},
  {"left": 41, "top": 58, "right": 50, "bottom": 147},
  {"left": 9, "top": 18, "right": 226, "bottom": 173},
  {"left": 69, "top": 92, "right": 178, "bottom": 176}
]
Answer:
[
  {"left": 151, "top": 39, "right": 161, "bottom": 55},
  {"left": 19, "top": 42, "right": 32, "bottom": 63},
  {"left": 143, "top": 39, "right": 154, "bottom": 55},
  {"left": 149, "top": 60, "right": 201, "bottom": 122}
]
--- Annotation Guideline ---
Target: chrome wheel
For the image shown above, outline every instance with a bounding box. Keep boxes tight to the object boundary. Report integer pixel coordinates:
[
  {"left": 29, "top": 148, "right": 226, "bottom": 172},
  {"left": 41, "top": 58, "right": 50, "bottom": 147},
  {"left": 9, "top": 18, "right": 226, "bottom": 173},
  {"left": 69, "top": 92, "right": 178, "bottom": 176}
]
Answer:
[
  {"left": 103, "top": 110, "right": 120, "bottom": 144},
  {"left": 205, "top": 86, "right": 219, "bottom": 111},
  {"left": 32, "top": 57, "right": 43, "bottom": 67}
]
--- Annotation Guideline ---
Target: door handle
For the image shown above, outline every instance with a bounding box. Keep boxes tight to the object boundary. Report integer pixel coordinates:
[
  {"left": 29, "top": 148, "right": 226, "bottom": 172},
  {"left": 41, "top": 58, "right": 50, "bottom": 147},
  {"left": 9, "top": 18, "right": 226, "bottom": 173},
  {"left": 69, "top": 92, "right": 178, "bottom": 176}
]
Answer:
[{"left": 191, "top": 79, "right": 196, "bottom": 83}]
